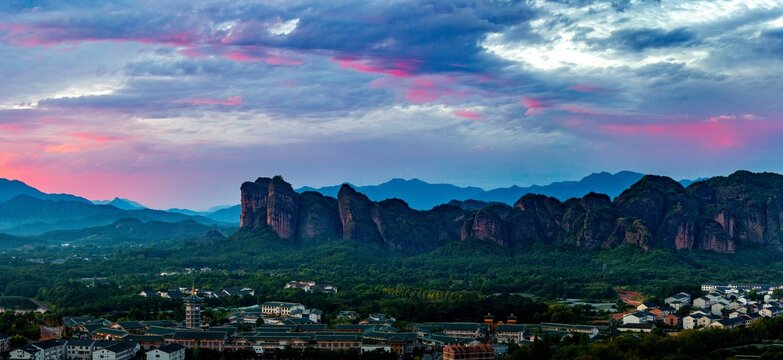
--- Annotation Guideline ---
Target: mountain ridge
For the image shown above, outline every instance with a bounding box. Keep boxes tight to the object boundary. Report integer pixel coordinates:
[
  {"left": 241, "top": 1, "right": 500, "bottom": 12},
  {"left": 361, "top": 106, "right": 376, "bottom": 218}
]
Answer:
[
  {"left": 298, "top": 171, "right": 700, "bottom": 210},
  {"left": 240, "top": 170, "right": 783, "bottom": 255},
  {"left": 92, "top": 197, "right": 147, "bottom": 210},
  {"left": 0, "top": 178, "right": 91, "bottom": 204},
  {"left": 0, "top": 194, "right": 234, "bottom": 236}
]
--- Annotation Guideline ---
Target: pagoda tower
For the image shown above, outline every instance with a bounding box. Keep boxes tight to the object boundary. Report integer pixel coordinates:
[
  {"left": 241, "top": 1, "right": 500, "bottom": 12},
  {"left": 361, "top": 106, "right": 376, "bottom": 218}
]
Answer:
[{"left": 183, "top": 286, "right": 204, "bottom": 328}]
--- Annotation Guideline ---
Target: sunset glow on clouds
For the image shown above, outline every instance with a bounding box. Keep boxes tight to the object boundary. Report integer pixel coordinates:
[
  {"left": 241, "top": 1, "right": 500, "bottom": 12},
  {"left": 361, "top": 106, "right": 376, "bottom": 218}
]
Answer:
[{"left": 1, "top": 0, "right": 783, "bottom": 208}]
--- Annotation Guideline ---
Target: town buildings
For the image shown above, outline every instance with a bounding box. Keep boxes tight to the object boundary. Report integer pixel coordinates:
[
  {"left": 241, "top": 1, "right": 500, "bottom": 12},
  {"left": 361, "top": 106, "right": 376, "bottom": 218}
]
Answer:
[
  {"left": 443, "top": 344, "right": 495, "bottom": 360},
  {"left": 91, "top": 342, "right": 138, "bottom": 360},
  {"left": 10, "top": 339, "right": 66, "bottom": 360}
]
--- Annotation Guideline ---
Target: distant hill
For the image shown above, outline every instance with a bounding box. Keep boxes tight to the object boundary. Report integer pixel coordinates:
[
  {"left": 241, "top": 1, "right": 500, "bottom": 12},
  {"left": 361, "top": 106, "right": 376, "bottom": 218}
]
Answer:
[
  {"left": 298, "top": 171, "right": 680, "bottom": 209},
  {"left": 0, "top": 233, "right": 40, "bottom": 249},
  {"left": 298, "top": 178, "right": 484, "bottom": 210},
  {"left": 168, "top": 205, "right": 241, "bottom": 224},
  {"left": 92, "top": 197, "right": 146, "bottom": 210},
  {"left": 0, "top": 195, "right": 232, "bottom": 236},
  {"left": 0, "top": 178, "right": 91, "bottom": 204},
  {"left": 35, "top": 218, "right": 232, "bottom": 246},
  {"left": 473, "top": 171, "right": 647, "bottom": 204}
]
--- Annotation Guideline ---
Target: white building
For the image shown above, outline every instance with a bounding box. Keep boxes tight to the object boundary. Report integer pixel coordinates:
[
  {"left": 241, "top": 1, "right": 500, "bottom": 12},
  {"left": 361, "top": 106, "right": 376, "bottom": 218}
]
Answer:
[
  {"left": 494, "top": 325, "right": 527, "bottom": 343},
  {"left": 66, "top": 339, "right": 95, "bottom": 360},
  {"left": 711, "top": 303, "right": 726, "bottom": 316},
  {"left": 92, "top": 342, "right": 137, "bottom": 360},
  {"left": 260, "top": 302, "right": 305, "bottom": 317},
  {"left": 10, "top": 339, "right": 65, "bottom": 360},
  {"left": 665, "top": 292, "right": 691, "bottom": 305},
  {"left": 693, "top": 297, "right": 711, "bottom": 309},
  {"left": 683, "top": 314, "right": 713, "bottom": 329},
  {"left": 145, "top": 344, "right": 185, "bottom": 360},
  {"left": 621, "top": 312, "right": 651, "bottom": 325},
  {"left": 290, "top": 308, "right": 323, "bottom": 323}
]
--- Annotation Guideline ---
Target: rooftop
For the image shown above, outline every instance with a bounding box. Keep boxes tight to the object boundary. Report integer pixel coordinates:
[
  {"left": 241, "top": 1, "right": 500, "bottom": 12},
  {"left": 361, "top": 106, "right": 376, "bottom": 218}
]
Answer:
[{"left": 156, "top": 343, "right": 185, "bottom": 353}]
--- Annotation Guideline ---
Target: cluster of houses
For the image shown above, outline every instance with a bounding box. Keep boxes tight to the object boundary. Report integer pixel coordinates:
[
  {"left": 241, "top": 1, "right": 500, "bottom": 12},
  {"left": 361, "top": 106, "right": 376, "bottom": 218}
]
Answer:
[
  {"left": 617, "top": 283, "right": 783, "bottom": 332},
  {"left": 158, "top": 267, "right": 211, "bottom": 276},
  {"left": 137, "top": 286, "right": 255, "bottom": 300},
  {"left": 2, "top": 308, "right": 609, "bottom": 359},
  {"left": 224, "top": 302, "right": 325, "bottom": 325},
  {"left": 284, "top": 280, "right": 338, "bottom": 294},
  {"left": 3, "top": 337, "right": 184, "bottom": 360}
]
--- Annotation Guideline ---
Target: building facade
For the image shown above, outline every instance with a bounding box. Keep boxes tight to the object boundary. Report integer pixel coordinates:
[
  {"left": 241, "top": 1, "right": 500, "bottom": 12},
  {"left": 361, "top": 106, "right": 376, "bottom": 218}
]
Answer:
[
  {"left": 145, "top": 344, "right": 185, "bottom": 360},
  {"left": 443, "top": 344, "right": 495, "bottom": 360}
]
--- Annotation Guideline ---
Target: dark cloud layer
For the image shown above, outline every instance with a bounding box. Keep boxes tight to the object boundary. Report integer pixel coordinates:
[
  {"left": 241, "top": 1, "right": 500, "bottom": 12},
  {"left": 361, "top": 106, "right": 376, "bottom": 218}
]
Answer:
[{"left": 603, "top": 27, "right": 698, "bottom": 51}]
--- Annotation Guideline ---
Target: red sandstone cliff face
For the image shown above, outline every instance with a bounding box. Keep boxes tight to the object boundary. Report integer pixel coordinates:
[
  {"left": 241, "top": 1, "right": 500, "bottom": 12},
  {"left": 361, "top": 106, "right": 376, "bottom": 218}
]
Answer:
[
  {"left": 266, "top": 178, "right": 299, "bottom": 240},
  {"left": 337, "top": 184, "right": 383, "bottom": 243},
  {"left": 561, "top": 193, "right": 618, "bottom": 249},
  {"left": 296, "top": 192, "right": 341, "bottom": 244},
  {"left": 239, "top": 176, "right": 298, "bottom": 240},
  {"left": 714, "top": 210, "right": 735, "bottom": 238},
  {"left": 508, "top": 194, "right": 563, "bottom": 245},
  {"left": 461, "top": 207, "right": 509, "bottom": 246},
  {"left": 239, "top": 177, "right": 270, "bottom": 229},
  {"left": 698, "top": 221, "right": 736, "bottom": 253}
]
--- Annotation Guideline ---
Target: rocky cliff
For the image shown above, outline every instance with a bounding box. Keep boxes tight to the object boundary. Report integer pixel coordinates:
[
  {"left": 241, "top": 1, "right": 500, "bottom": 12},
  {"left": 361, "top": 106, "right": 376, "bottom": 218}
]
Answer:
[
  {"left": 240, "top": 176, "right": 469, "bottom": 250},
  {"left": 239, "top": 171, "right": 783, "bottom": 253},
  {"left": 240, "top": 176, "right": 300, "bottom": 240}
]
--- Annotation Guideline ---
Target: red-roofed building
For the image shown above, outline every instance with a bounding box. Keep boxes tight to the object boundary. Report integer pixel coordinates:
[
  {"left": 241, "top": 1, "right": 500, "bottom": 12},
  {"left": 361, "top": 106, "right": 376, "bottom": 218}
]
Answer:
[
  {"left": 443, "top": 343, "right": 494, "bottom": 360},
  {"left": 610, "top": 312, "right": 629, "bottom": 322},
  {"left": 665, "top": 314, "right": 680, "bottom": 327}
]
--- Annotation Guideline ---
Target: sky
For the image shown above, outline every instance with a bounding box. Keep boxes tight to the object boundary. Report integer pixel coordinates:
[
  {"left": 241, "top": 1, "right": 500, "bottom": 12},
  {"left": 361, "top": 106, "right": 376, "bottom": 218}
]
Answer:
[{"left": 1, "top": 0, "right": 783, "bottom": 209}]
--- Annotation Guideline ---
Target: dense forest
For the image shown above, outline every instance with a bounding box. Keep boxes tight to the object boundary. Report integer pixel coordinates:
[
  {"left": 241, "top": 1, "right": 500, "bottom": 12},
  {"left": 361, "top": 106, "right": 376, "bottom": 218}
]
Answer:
[{"left": 2, "top": 226, "right": 783, "bottom": 322}]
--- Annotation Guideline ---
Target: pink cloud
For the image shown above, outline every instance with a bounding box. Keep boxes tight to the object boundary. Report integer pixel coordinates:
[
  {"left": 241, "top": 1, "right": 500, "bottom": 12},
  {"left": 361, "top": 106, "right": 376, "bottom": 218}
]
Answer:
[
  {"left": 560, "top": 103, "right": 622, "bottom": 116},
  {"left": 0, "top": 22, "right": 198, "bottom": 47},
  {"left": 405, "top": 77, "right": 467, "bottom": 104},
  {"left": 453, "top": 109, "right": 482, "bottom": 120},
  {"left": 179, "top": 96, "right": 243, "bottom": 106},
  {"left": 600, "top": 118, "right": 783, "bottom": 150},
  {"left": 333, "top": 56, "right": 417, "bottom": 77},
  {"left": 178, "top": 47, "right": 204, "bottom": 58},
  {"left": 67, "top": 132, "right": 128, "bottom": 143},
  {"left": 43, "top": 143, "right": 86, "bottom": 154},
  {"left": 223, "top": 51, "right": 303, "bottom": 66},
  {"left": 224, "top": 52, "right": 255, "bottom": 62},
  {"left": 569, "top": 83, "right": 605, "bottom": 93},
  {"left": 0, "top": 123, "right": 34, "bottom": 134},
  {"left": 521, "top": 97, "right": 549, "bottom": 116}
]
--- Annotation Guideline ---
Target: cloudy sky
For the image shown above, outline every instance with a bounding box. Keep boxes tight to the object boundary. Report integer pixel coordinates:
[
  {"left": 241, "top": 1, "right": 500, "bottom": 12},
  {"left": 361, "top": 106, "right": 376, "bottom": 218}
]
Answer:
[{"left": 1, "top": 0, "right": 782, "bottom": 209}]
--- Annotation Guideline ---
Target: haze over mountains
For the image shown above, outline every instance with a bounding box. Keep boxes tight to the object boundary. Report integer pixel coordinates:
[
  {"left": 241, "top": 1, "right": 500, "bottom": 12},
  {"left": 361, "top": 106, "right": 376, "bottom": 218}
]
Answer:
[{"left": 0, "top": 170, "right": 712, "bottom": 250}]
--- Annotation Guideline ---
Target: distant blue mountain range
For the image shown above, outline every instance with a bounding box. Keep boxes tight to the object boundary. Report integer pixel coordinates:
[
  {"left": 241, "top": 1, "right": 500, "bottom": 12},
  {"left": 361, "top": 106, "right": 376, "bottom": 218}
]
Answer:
[
  {"left": 93, "top": 197, "right": 147, "bottom": 210},
  {"left": 299, "top": 171, "right": 700, "bottom": 210},
  {"left": 0, "top": 179, "right": 237, "bottom": 236},
  {"left": 0, "top": 178, "right": 91, "bottom": 204}
]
